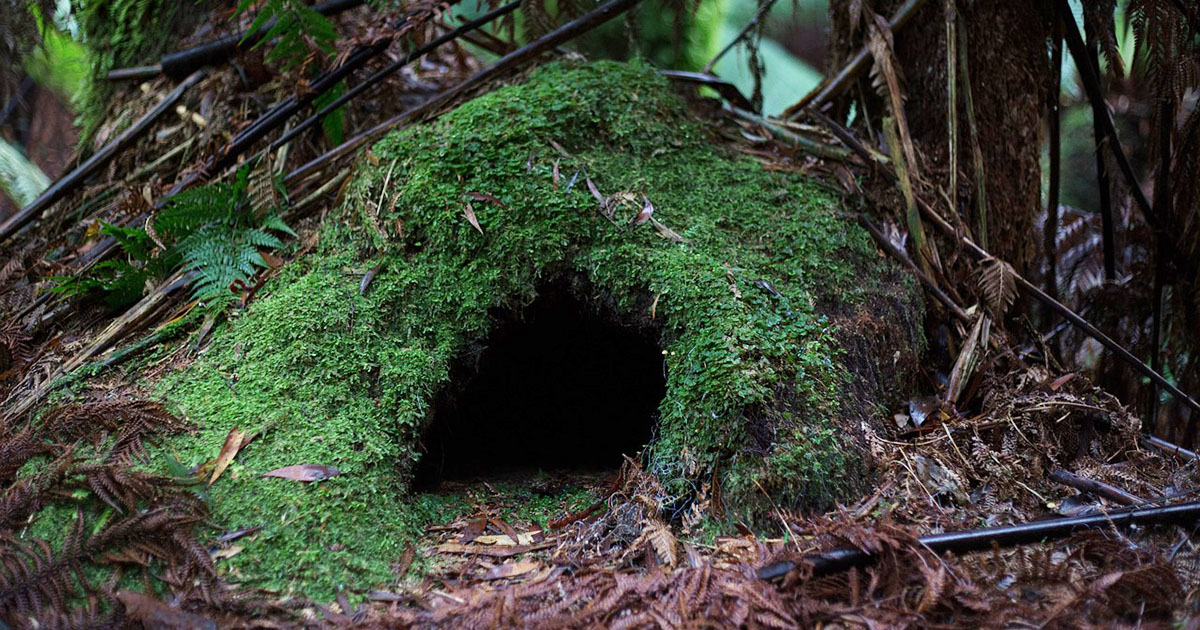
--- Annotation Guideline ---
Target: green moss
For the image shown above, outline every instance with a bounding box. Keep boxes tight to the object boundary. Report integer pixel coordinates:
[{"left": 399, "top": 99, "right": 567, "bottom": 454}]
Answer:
[{"left": 157, "top": 60, "right": 911, "bottom": 599}]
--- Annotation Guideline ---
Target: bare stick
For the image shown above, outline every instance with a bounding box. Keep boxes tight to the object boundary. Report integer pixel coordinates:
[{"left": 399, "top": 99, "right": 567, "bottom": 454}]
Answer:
[
  {"left": 288, "top": 0, "right": 645, "bottom": 182},
  {"left": 1049, "top": 469, "right": 1143, "bottom": 506},
  {"left": 760, "top": 500, "right": 1200, "bottom": 580},
  {"left": 1143, "top": 435, "right": 1199, "bottom": 462},
  {"left": 1045, "top": 6, "right": 1062, "bottom": 305},
  {"left": 782, "top": 0, "right": 927, "bottom": 118},
  {"left": 822, "top": 113, "right": 1200, "bottom": 418},
  {"left": 0, "top": 71, "right": 207, "bottom": 245},
  {"left": 858, "top": 214, "right": 969, "bottom": 323},
  {"left": 702, "top": 0, "right": 779, "bottom": 74},
  {"left": 269, "top": 0, "right": 522, "bottom": 151}
]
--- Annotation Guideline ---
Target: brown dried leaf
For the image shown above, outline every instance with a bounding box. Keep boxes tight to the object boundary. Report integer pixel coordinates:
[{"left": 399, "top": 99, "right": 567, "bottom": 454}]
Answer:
[
  {"left": 483, "top": 560, "right": 539, "bottom": 580},
  {"left": 261, "top": 464, "right": 341, "bottom": 482},
  {"left": 945, "top": 314, "right": 989, "bottom": 405},
  {"left": 210, "top": 545, "right": 244, "bottom": 560},
  {"left": 463, "top": 202, "right": 483, "bottom": 235},
  {"left": 631, "top": 194, "right": 654, "bottom": 226},
  {"left": 116, "top": 591, "right": 216, "bottom": 630},
  {"left": 465, "top": 191, "right": 507, "bottom": 208},
  {"left": 586, "top": 177, "right": 604, "bottom": 204},
  {"left": 208, "top": 427, "right": 246, "bottom": 486}
]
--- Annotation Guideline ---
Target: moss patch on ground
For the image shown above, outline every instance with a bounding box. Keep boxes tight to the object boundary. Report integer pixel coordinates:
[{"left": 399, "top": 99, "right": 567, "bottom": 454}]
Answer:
[{"left": 156, "top": 60, "right": 918, "bottom": 599}]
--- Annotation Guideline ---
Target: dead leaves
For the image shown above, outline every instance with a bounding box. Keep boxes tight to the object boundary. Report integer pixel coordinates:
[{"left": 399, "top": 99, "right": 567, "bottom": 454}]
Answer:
[
  {"left": 208, "top": 427, "right": 248, "bottom": 486},
  {"left": 483, "top": 560, "right": 539, "bottom": 580},
  {"left": 115, "top": 591, "right": 216, "bottom": 630},
  {"left": 462, "top": 202, "right": 483, "bottom": 235},
  {"left": 465, "top": 191, "right": 507, "bottom": 208},
  {"left": 434, "top": 542, "right": 552, "bottom": 558},
  {"left": 261, "top": 464, "right": 341, "bottom": 482},
  {"left": 631, "top": 194, "right": 654, "bottom": 226},
  {"left": 583, "top": 177, "right": 686, "bottom": 243},
  {"left": 944, "top": 312, "right": 990, "bottom": 405},
  {"left": 460, "top": 192, "right": 506, "bottom": 235}
]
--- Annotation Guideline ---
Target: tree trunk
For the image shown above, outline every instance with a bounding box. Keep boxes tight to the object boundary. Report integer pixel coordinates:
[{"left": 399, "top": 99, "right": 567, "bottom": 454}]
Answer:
[{"left": 829, "top": 0, "right": 1052, "bottom": 277}]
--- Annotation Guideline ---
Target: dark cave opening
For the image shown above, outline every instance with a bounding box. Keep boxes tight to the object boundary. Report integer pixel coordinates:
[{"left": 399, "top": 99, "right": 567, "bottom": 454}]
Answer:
[{"left": 414, "top": 282, "right": 666, "bottom": 487}]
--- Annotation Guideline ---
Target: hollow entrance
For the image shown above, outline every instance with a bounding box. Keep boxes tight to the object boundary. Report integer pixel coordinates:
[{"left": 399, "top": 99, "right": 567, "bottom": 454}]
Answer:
[{"left": 414, "top": 282, "right": 665, "bottom": 487}]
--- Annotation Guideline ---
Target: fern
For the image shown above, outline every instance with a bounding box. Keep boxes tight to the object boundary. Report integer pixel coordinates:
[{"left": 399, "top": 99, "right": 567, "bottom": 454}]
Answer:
[
  {"left": 157, "top": 163, "right": 294, "bottom": 306},
  {"left": 54, "top": 163, "right": 293, "bottom": 311},
  {"left": 235, "top": 0, "right": 338, "bottom": 72}
]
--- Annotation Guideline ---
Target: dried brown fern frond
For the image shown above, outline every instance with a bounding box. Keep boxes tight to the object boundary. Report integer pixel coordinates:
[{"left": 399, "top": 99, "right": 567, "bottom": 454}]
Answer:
[
  {"left": 25, "top": 593, "right": 124, "bottom": 630},
  {"left": 977, "top": 256, "right": 1018, "bottom": 319},
  {"left": 0, "top": 319, "right": 33, "bottom": 388},
  {"left": 0, "top": 424, "right": 52, "bottom": 483},
  {"left": 0, "top": 452, "right": 76, "bottom": 531},
  {"left": 0, "top": 512, "right": 87, "bottom": 622},
  {"left": 73, "top": 463, "right": 176, "bottom": 513},
  {"left": 39, "top": 400, "right": 190, "bottom": 463}
]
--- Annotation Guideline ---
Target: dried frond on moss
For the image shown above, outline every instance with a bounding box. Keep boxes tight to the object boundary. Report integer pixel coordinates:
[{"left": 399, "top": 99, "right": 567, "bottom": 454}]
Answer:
[{"left": 38, "top": 400, "right": 190, "bottom": 462}]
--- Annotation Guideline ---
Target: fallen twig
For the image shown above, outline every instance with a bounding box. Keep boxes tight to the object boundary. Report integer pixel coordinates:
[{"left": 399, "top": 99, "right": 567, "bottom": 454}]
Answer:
[
  {"left": 819, "top": 98, "right": 1200, "bottom": 418},
  {"left": 287, "top": 0, "right": 646, "bottom": 182},
  {"left": 1049, "top": 468, "right": 1143, "bottom": 506},
  {"left": 106, "top": 0, "right": 366, "bottom": 80},
  {"left": 759, "top": 499, "right": 1200, "bottom": 580},
  {"left": 3, "top": 271, "right": 196, "bottom": 421},
  {"left": 702, "top": 0, "right": 779, "bottom": 74},
  {"left": 782, "top": 0, "right": 927, "bottom": 117},
  {"left": 269, "top": 0, "right": 522, "bottom": 152},
  {"left": 0, "top": 71, "right": 207, "bottom": 245},
  {"left": 857, "top": 214, "right": 969, "bottom": 323},
  {"left": 1142, "top": 435, "right": 1199, "bottom": 462}
]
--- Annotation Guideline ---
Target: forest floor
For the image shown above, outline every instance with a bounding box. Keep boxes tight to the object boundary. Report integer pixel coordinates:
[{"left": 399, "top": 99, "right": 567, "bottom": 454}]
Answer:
[{"left": 2, "top": 3, "right": 1200, "bottom": 629}]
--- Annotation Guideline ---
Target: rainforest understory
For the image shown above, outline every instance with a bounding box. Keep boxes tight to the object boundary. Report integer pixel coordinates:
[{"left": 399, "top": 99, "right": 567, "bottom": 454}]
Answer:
[{"left": 2, "top": 1, "right": 1200, "bottom": 628}]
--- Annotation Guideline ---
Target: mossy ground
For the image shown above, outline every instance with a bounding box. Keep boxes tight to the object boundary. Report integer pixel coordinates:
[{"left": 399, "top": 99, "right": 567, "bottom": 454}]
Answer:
[{"left": 150, "top": 60, "right": 916, "bottom": 599}]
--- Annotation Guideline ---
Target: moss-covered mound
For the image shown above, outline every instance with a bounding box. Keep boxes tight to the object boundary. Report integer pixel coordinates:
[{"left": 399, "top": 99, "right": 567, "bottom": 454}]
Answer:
[{"left": 161, "top": 60, "right": 920, "bottom": 598}]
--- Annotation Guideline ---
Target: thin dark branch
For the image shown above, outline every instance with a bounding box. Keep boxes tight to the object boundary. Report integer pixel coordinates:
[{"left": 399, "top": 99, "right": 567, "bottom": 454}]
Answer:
[
  {"left": 106, "top": 0, "right": 366, "bottom": 80},
  {"left": 288, "top": 0, "right": 646, "bottom": 182},
  {"left": 858, "top": 214, "right": 970, "bottom": 323},
  {"left": 1083, "top": 17, "right": 1117, "bottom": 281},
  {"left": 0, "top": 70, "right": 208, "bottom": 245},
  {"left": 760, "top": 500, "right": 1200, "bottom": 580},
  {"left": 1058, "top": 0, "right": 1165, "bottom": 243},
  {"left": 1045, "top": 7, "right": 1062, "bottom": 305},
  {"left": 917, "top": 195, "right": 1200, "bottom": 418},
  {"left": 1049, "top": 469, "right": 1143, "bottom": 506},
  {"left": 1148, "top": 97, "right": 1173, "bottom": 435},
  {"left": 270, "top": 0, "right": 521, "bottom": 151},
  {"left": 782, "top": 0, "right": 928, "bottom": 118},
  {"left": 701, "top": 0, "right": 779, "bottom": 74},
  {"left": 817, "top": 110, "right": 1199, "bottom": 417},
  {"left": 1143, "top": 435, "right": 1199, "bottom": 462},
  {"left": 660, "top": 71, "right": 755, "bottom": 111}
]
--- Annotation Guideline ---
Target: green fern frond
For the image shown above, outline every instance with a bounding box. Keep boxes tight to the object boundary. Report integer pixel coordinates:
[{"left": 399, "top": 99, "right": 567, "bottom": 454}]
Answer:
[
  {"left": 236, "top": 0, "right": 338, "bottom": 71},
  {"left": 56, "top": 163, "right": 292, "bottom": 311}
]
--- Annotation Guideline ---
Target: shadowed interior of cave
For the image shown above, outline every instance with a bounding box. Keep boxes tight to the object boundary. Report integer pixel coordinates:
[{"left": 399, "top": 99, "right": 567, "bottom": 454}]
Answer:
[{"left": 414, "top": 283, "right": 665, "bottom": 487}]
